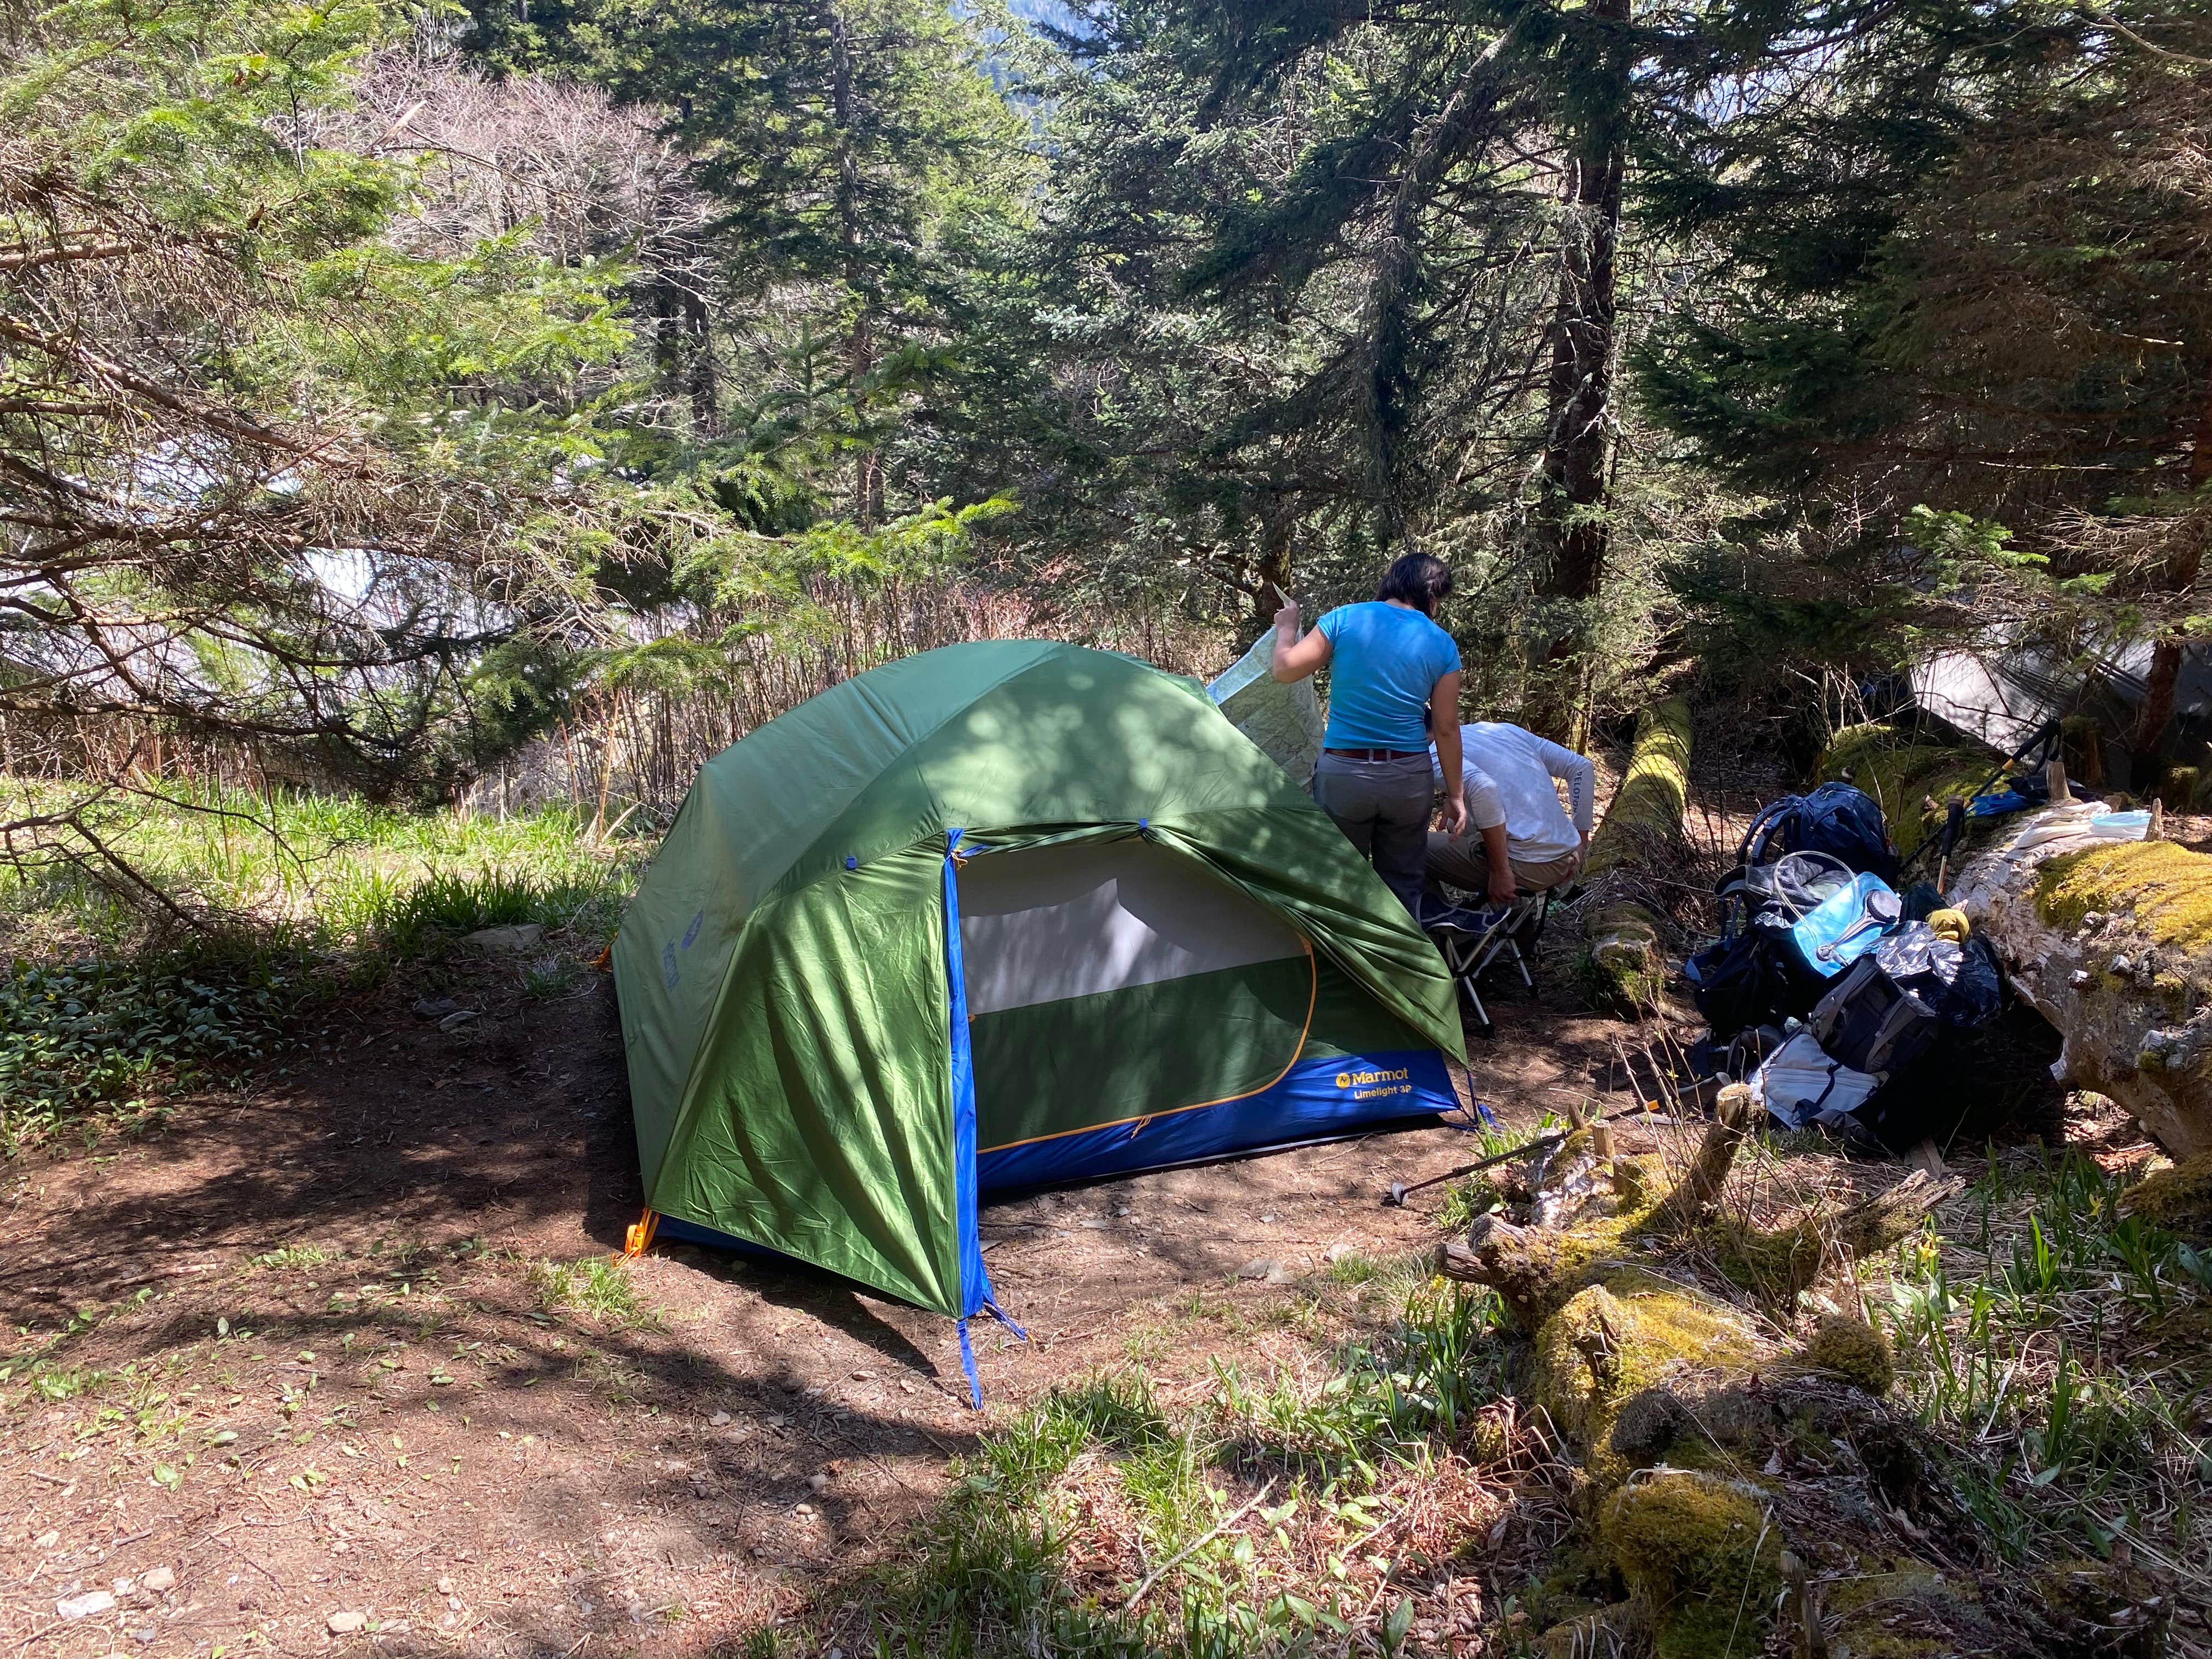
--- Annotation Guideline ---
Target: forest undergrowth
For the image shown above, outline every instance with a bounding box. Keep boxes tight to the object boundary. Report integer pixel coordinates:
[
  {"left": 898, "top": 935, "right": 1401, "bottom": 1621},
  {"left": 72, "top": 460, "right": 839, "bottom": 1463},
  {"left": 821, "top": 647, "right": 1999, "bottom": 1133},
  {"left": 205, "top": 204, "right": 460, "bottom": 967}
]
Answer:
[
  {"left": 802, "top": 1121, "right": 2210, "bottom": 1657},
  {"left": 0, "top": 788, "right": 640, "bottom": 1153}
]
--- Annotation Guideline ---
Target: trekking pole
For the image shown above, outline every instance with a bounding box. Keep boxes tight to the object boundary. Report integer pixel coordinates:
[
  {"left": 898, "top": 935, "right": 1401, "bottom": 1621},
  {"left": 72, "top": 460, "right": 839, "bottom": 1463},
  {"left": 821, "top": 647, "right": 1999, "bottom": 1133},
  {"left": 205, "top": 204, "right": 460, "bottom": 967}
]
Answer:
[
  {"left": 1382, "top": 1132, "right": 1568, "bottom": 1207},
  {"left": 1936, "top": 799, "right": 1966, "bottom": 894}
]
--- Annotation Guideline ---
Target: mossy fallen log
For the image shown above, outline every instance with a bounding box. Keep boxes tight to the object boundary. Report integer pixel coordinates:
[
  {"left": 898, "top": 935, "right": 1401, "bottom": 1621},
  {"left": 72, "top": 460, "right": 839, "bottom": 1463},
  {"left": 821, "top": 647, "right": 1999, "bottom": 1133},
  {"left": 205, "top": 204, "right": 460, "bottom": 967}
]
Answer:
[
  {"left": 1601, "top": 1472, "right": 1782, "bottom": 1659},
  {"left": 1816, "top": 722, "right": 1997, "bottom": 859},
  {"left": 1436, "top": 1113, "right": 2142, "bottom": 1657},
  {"left": 1580, "top": 697, "right": 1692, "bottom": 1009},
  {"left": 1429, "top": 1116, "right": 1944, "bottom": 1657},
  {"left": 1957, "top": 830, "right": 2212, "bottom": 1156}
]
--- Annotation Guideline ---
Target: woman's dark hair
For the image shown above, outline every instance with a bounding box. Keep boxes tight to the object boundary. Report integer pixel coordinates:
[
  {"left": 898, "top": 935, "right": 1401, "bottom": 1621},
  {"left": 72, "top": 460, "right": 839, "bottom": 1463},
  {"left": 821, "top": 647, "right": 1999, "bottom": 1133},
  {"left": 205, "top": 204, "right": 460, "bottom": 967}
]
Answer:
[{"left": 1375, "top": 552, "right": 1453, "bottom": 616}]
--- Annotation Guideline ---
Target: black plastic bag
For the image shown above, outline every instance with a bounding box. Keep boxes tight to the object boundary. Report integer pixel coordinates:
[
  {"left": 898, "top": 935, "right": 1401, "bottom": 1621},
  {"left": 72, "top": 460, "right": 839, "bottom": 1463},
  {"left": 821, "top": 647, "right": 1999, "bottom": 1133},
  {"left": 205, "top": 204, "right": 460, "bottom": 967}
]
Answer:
[{"left": 1873, "top": 922, "right": 2001, "bottom": 1030}]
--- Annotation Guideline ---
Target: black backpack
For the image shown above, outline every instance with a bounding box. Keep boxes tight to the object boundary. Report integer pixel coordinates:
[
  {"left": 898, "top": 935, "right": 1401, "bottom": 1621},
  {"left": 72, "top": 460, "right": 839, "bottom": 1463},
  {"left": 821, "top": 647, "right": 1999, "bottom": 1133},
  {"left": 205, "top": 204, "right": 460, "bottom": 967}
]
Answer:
[
  {"left": 1739, "top": 782, "right": 1899, "bottom": 884},
  {"left": 1809, "top": 956, "right": 1942, "bottom": 1080},
  {"left": 1685, "top": 927, "right": 1793, "bottom": 1040}
]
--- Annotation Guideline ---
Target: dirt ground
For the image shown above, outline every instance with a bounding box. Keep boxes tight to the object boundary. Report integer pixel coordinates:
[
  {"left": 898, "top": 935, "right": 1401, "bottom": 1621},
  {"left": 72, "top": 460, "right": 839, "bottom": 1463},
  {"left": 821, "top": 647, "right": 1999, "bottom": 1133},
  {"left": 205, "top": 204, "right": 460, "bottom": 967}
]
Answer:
[{"left": 0, "top": 929, "right": 1652, "bottom": 1658}]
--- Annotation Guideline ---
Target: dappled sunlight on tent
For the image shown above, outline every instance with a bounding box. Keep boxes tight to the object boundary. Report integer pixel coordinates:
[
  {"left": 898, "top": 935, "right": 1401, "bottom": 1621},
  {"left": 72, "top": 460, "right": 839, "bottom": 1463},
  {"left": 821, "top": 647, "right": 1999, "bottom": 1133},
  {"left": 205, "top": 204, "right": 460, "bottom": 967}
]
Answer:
[{"left": 612, "top": 642, "right": 1465, "bottom": 1380}]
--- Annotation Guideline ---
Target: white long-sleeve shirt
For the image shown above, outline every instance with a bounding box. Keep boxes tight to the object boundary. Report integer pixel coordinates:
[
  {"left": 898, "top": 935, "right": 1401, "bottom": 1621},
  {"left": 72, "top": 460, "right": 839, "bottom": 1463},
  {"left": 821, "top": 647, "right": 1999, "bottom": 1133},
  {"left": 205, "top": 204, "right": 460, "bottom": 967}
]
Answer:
[{"left": 1429, "top": 723, "right": 1595, "bottom": 864}]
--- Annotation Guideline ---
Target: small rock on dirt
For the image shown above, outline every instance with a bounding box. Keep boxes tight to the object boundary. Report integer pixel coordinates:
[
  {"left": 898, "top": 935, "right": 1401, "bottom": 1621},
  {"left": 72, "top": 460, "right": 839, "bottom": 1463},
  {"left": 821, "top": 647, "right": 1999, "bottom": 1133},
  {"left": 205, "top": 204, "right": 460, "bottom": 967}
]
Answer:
[
  {"left": 464, "top": 923, "right": 544, "bottom": 952},
  {"left": 410, "top": 995, "right": 461, "bottom": 1020},
  {"left": 328, "top": 1610, "right": 367, "bottom": 1634},
  {"left": 806, "top": 1472, "right": 829, "bottom": 1493},
  {"left": 435, "top": 1576, "right": 453, "bottom": 1595},
  {"left": 56, "top": 1590, "right": 116, "bottom": 1620},
  {"left": 709, "top": 1410, "right": 731, "bottom": 1425},
  {"left": 139, "top": 1567, "right": 175, "bottom": 1594}
]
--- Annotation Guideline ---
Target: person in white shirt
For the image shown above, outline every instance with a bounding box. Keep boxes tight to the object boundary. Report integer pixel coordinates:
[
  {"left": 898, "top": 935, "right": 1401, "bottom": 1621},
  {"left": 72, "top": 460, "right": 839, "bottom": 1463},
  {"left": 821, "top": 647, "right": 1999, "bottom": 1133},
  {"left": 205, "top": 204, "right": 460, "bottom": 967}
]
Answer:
[{"left": 1425, "top": 722, "right": 1595, "bottom": 906}]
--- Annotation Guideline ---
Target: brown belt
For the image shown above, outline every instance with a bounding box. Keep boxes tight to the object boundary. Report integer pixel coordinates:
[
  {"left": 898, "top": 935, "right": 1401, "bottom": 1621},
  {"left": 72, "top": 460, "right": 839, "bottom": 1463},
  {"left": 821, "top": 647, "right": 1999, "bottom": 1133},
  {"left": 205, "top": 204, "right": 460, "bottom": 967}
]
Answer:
[{"left": 1324, "top": 746, "right": 1428, "bottom": 760}]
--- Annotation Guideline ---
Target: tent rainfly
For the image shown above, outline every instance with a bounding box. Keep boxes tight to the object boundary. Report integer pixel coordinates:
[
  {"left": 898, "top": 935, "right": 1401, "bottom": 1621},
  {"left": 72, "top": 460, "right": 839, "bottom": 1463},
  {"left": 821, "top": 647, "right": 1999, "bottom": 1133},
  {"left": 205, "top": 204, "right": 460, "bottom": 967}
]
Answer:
[{"left": 612, "top": 641, "right": 1466, "bottom": 1399}]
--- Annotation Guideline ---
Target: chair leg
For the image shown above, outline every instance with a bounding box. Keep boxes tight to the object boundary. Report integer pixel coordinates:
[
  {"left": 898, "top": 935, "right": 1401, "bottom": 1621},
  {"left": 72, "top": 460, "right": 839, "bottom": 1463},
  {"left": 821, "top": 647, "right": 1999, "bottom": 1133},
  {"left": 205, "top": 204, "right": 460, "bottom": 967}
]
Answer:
[
  {"left": 1508, "top": 936, "right": 1534, "bottom": 990},
  {"left": 1526, "top": 889, "right": 1555, "bottom": 950},
  {"left": 1465, "top": 980, "right": 1492, "bottom": 1037},
  {"left": 1429, "top": 928, "right": 1497, "bottom": 1036}
]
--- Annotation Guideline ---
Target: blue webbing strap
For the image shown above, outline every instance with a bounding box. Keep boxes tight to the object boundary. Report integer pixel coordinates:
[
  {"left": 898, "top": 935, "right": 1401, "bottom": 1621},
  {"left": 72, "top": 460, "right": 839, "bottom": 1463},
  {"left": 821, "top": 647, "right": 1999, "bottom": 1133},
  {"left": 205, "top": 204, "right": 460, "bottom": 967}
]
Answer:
[
  {"left": 1440, "top": 1098, "right": 1503, "bottom": 1132},
  {"left": 945, "top": 828, "right": 1008, "bottom": 1408},
  {"left": 958, "top": 1319, "right": 982, "bottom": 1410}
]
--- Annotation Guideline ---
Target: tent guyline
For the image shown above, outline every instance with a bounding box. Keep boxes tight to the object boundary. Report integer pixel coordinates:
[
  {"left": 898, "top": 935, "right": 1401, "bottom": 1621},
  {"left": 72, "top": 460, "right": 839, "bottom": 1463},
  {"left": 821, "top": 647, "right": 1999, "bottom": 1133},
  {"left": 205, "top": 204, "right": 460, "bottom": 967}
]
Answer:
[{"left": 612, "top": 641, "right": 1468, "bottom": 1402}]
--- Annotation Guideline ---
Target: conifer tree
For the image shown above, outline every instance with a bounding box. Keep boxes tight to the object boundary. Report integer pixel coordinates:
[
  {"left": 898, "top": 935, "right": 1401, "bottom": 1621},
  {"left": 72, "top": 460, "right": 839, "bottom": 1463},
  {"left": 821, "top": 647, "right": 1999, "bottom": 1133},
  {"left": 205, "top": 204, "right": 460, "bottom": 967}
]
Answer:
[{"left": 1636, "top": 0, "right": 2205, "bottom": 775}]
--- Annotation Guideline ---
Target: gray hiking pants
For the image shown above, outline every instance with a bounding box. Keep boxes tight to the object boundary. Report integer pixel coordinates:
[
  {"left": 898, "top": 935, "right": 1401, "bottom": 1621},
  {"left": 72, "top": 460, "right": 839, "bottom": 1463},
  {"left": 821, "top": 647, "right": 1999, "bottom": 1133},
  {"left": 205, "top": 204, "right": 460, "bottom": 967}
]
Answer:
[{"left": 1311, "top": 751, "right": 1432, "bottom": 912}]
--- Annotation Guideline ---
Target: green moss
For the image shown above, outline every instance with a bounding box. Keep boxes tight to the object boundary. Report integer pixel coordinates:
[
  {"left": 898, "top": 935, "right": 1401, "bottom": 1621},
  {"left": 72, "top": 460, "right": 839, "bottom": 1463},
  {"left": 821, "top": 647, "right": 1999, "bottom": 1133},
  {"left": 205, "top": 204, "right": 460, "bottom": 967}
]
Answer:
[
  {"left": 1583, "top": 906, "right": 1665, "bottom": 1003},
  {"left": 1852, "top": 1638, "right": 1949, "bottom": 1658},
  {"left": 2120, "top": 1153, "right": 2212, "bottom": 1242},
  {"left": 1601, "top": 1472, "right": 1781, "bottom": 1659},
  {"left": 1826, "top": 1566, "right": 1953, "bottom": 1618},
  {"left": 2036, "top": 840, "right": 2212, "bottom": 955},
  {"left": 1585, "top": 698, "right": 1692, "bottom": 881},
  {"left": 1538, "top": 1607, "right": 1629, "bottom": 1657},
  {"left": 1816, "top": 725, "right": 1996, "bottom": 857},
  {"left": 1710, "top": 1215, "right": 1827, "bottom": 1302},
  {"left": 1530, "top": 1272, "right": 1760, "bottom": 1481},
  {"left": 1803, "top": 1314, "right": 1895, "bottom": 1394},
  {"left": 1467, "top": 1407, "right": 1514, "bottom": 1466},
  {"left": 1611, "top": 1152, "right": 1661, "bottom": 1209},
  {"left": 2159, "top": 765, "right": 2204, "bottom": 813}
]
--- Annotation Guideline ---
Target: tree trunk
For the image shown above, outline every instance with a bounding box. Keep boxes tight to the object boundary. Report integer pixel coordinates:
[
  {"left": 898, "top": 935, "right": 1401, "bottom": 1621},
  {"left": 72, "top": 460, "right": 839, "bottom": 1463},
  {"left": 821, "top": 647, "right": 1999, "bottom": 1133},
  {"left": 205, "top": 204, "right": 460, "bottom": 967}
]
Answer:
[
  {"left": 1252, "top": 502, "right": 1295, "bottom": 628},
  {"left": 2126, "top": 368, "right": 2212, "bottom": 780},
  {"left": 1536, "top": 117, "right": 1622, "bottom": 606},
  {"left": 827, "top": 5, "right": 882, "bottom": 527},
  {"left": 1529, "top": 0, "right": 1629, "bottom": 738}
]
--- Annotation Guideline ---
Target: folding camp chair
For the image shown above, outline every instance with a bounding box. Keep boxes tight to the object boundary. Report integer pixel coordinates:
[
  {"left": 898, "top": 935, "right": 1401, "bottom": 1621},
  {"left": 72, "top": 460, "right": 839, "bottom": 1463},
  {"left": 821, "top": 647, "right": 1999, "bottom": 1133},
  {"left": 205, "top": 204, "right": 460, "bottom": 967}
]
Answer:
[{"left": 1425, "top": 887, "right": 1560, "bottom": 1039}]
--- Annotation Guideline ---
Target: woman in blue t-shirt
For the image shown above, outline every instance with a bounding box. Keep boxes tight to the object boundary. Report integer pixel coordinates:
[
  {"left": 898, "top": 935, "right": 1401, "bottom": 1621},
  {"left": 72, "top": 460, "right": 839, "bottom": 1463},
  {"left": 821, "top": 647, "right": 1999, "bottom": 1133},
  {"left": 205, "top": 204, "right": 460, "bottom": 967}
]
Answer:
[{"left": 1270, "top": 553, "right": 1465, "bottom": 912}]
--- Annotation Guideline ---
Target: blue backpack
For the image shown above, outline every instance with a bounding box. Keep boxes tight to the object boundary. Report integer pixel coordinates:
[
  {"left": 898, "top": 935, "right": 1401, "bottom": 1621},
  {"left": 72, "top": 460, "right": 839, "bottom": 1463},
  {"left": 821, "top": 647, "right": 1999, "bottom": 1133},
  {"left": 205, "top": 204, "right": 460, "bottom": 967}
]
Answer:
[{"left": 1739, "top": 782, "right": 1898, "bottom": 883}]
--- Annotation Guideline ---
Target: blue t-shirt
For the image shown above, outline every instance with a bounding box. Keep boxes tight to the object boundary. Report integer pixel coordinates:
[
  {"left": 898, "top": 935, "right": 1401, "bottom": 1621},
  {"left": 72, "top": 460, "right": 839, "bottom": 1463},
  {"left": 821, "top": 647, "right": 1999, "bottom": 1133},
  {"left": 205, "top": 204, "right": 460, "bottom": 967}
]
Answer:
[{"left": 1317, "top": 602, "right": 1462, "bottom": 751}]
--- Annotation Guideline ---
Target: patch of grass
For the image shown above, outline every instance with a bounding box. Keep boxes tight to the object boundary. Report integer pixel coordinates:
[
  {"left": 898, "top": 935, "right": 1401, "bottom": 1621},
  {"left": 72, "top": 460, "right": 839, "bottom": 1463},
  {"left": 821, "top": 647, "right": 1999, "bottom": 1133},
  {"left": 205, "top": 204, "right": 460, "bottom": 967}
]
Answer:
[
  {"left": 1878, "top": 1144, "right": 2210, "bottom": 1583},
  {"left": 1323, "top": 1250, "right": 1384, "bottom": 1285},
  {"left": 836, "top": 1276, "right": 1509, "bottom": 1656},
  {"left": 251, "top": 1243, "right": 333, "bottom": 1271},
  {"left": 0, "top": 782, "right": 641, "bottom": 962},
  {"left": 521, "top": 953, "right": 583, "bottom": 999},
  {"left": 529, "top": 1256, "right": 660, "bottom": 1329},
  {"left": 0, "top": 786, "right": 642, "bottom": 1149}
]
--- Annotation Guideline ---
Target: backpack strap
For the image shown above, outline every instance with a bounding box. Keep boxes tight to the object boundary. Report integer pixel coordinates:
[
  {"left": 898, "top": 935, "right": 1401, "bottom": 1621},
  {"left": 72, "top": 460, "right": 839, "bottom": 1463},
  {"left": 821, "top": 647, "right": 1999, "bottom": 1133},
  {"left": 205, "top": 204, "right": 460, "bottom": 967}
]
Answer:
[{"left": 1741, "top": 795, "right": 1801, "bottom": 869}]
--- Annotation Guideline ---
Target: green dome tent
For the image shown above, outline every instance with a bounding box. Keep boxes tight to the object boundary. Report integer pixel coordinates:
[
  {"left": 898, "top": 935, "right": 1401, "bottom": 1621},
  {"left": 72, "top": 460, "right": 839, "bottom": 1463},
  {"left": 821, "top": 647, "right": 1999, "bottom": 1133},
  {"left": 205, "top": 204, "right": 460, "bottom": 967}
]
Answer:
[{"left": 612, "top": 641, "right": 1465, "bottom": 1393}]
